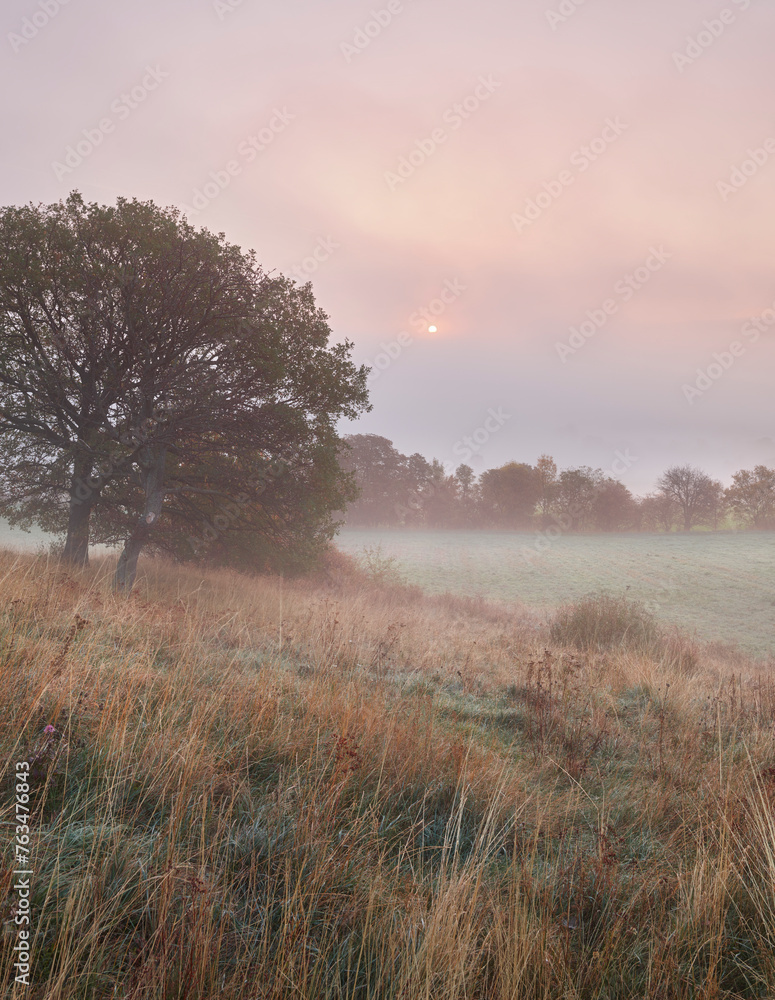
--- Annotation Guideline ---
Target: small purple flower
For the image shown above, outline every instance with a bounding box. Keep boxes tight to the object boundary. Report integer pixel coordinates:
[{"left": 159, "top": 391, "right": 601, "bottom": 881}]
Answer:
[{"left": 44, "top": 725, "right": 55, "bottom": 734}]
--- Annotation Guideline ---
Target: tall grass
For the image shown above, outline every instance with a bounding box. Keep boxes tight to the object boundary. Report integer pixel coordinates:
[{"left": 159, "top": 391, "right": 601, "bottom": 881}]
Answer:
[
  {"left": 549, "top": 592, "right": 659, "bottom": 652},
  {"left": 1, "top": 551, "right": 775, "bottom": 998}
]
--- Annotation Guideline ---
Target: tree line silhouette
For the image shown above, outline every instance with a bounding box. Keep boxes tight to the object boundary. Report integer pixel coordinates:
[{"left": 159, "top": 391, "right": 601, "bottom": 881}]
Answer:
[{"left": 341, "top": 434, "right": 775, "bottom": 532}]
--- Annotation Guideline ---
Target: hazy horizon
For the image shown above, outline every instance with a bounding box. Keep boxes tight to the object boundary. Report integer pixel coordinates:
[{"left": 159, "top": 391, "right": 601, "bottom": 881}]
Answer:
[{"left": 3, "top": 0, "right": 774, "bottom": 492}]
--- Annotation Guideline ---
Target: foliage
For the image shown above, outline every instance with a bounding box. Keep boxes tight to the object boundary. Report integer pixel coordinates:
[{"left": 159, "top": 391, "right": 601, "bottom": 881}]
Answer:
[
  {"left": 479, "top": 462, "right": 540, "bottom": 528},
  {"left": 638, "top": 491, "right": 679, "bottom": 532},
  {"left": 656, "top": 464, "right": 724, "bottom": 531},
  {"left": 726, "top": 465, "right": 775, "bottom": 529},
  {"left": 553, "top": 466, "right": 605, "bottom": 531},
  {"left": 342, "top": 439, "right": 772, "bottom": 539},
  {"left": 0, "top": 192, "right": 370, "bottom": 589},
  {"left": 592, "top": 480, "right": 638, "bottom": 531},
  {"left": 534, "top": 453, "right": 558, "bottom": 525},
  {"left": 340, "top": 434, "right": 437, "bottom": 527}
]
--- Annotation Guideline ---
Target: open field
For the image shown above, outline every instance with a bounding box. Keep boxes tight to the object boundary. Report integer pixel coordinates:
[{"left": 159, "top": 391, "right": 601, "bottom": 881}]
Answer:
[
  {"left": 336, "top": 530, "right": 775, "bottom": 659},
  {"left": 0, "top": 520, "right": 125, "bottom": 559},
  {"left": 3, "top": 549, "right": 775, "bottom": 997},
  {"left": 0, "top": 521, "right": 52, "bottom": 552}
]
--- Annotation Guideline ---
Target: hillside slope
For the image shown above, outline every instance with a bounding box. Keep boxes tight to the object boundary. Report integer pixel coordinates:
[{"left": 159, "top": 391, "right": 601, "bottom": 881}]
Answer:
[{"left": 1, "top": 551, "right": 775, "bottom": 998}]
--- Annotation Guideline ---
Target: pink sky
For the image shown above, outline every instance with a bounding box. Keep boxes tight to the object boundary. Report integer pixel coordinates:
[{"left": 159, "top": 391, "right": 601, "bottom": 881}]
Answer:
[{"left": 3, "top": 0, "right": 774, "bottom": 492}]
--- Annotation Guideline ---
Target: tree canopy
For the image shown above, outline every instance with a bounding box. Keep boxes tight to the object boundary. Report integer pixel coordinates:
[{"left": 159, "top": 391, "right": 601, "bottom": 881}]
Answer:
[
  {"left": 725, "top": 466, "right": 775, "bottom": 529},
  {"left": 0, "top": 192, "right": 370, "bottom": 590},
  {"left": 656, "top": 465, "right": 723, "bottom": 531},
  {"left": 340, "top": 437, "right": 772, "bottom": 535}
]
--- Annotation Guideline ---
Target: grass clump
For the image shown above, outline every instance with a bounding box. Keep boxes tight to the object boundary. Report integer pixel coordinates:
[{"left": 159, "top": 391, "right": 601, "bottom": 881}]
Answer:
[{"left": 550, "top": 591, "right": 659, "bottom": 652}]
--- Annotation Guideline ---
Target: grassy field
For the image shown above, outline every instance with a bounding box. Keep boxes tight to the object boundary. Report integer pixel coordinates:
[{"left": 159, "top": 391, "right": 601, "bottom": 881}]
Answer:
[
  {"left": 336, "top": 530, "right": 775, "bottom": 658},
  {"left": 2, "top": 548, "right": 775, "bottom": 997},
  {"left": 0, "top": 521, "right": 52, "bottom": 552}
]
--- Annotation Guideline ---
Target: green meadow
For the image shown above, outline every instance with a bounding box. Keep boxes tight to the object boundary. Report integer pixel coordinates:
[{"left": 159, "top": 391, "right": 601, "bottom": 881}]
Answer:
[{"left": 336, "top": 529, "right": 775, "bottom": 657}]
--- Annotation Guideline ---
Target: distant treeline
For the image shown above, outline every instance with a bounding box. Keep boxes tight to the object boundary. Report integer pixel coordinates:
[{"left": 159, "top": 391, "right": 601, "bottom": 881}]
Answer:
[{"left": 341, "top": 434, "right": 775, "bottom": 532}]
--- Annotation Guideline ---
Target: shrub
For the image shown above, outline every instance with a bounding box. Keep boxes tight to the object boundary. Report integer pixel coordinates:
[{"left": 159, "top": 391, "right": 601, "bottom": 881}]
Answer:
[
  {"left": 358, "top": 543, "right": 406, "bottom": 587},
  {"left": 550, "top": 592, "right": 659, "bottom": 652}
]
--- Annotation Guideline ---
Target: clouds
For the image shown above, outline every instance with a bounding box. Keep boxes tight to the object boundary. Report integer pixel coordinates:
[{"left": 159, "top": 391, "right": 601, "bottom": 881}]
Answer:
[{"left": 2, "top": 0, "right": 774, "bottom": 489}]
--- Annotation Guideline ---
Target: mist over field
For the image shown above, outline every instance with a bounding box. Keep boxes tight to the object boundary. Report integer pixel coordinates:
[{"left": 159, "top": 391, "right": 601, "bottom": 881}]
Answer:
[
  {"left": 2, "top": 0, "right": 775, "bottom": 997},
  {"left": 0, "top": 520, "right": 48, "bottom": 551},
  {"left": 337, "top": 528, "right": 775, "bottom": 657}
]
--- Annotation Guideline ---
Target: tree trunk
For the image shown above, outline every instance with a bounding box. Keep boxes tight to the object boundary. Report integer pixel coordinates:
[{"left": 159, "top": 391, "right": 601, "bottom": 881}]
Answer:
[
  {"left": 113, "top": 535, "right": 144, "bottom": 595},
  {"left": 62, "top": 460, "right": 95, "bottom": 566},
  {"left": 113, "top": 447, "right": 166, "bottom": 595}
]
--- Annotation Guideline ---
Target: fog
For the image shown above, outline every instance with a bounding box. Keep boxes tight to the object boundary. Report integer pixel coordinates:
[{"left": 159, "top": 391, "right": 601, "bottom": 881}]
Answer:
[{"left": 3, "top": 0, "right": 774, "bottom": 488}]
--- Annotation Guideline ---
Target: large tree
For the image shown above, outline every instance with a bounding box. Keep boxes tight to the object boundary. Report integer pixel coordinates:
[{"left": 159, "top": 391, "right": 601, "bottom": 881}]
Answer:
[
  {"left": 479, "top": 462, "right": 540, "bottom": 528},
  {"left": 639, "top": 492, "right": 679, "bottom": 533},
  {"left": 592, "top": 479, "right": 638, "bottom": 532},
  {"left": 454, "top": 464, "right": 479, "bottom": 526},
  {"left": 0, "top": 195, "right": 138, "bottom": 564},
  {"left": 0, "top": 193, "right": 370, "bottom": 589},
  {"left": 553, "top": 466, "right": 604, "bottom": 531},
  {"left": 340, "top": 434, "right": 407, "bottom": 526},
  {"left": 422, "top": 459, "right": 461, "bottom": 528},
  {"left": 535, "top": 454, "right": 558, "bottom": 527},
  {"left": 726, "top": 466, "right": 775, "bottom": 529},
  {"left": 656, "top": 465, "right": 723, "bottom": 531}
]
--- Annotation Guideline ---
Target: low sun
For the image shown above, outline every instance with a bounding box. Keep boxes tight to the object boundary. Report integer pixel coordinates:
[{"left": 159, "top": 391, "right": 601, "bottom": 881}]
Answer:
[{"left": 428, "top": 325, "right": 437, "bottom": 333}]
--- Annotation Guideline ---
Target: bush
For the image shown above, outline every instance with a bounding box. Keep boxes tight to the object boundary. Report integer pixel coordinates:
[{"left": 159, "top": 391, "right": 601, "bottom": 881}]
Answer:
[
  {"left": 358, "top": 544, "right": 406, "bottom": 587},
  {"left": 550, "top": 592, "right": 659, "bottom": 652}
]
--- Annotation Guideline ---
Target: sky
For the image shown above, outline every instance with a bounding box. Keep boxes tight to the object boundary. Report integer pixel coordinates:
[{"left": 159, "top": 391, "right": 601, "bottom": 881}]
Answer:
[{"left": 2, "top": 0, "right": 774, "bottom": 494}]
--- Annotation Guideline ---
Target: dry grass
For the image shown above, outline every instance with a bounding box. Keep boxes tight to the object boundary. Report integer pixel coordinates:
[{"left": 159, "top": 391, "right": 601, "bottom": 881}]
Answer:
[
  {"left": 1, "top": 548, "right": 775, "bottom": 998},
  {"left": 549, "top": 593, "right": 660, "bottom": 653}
]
